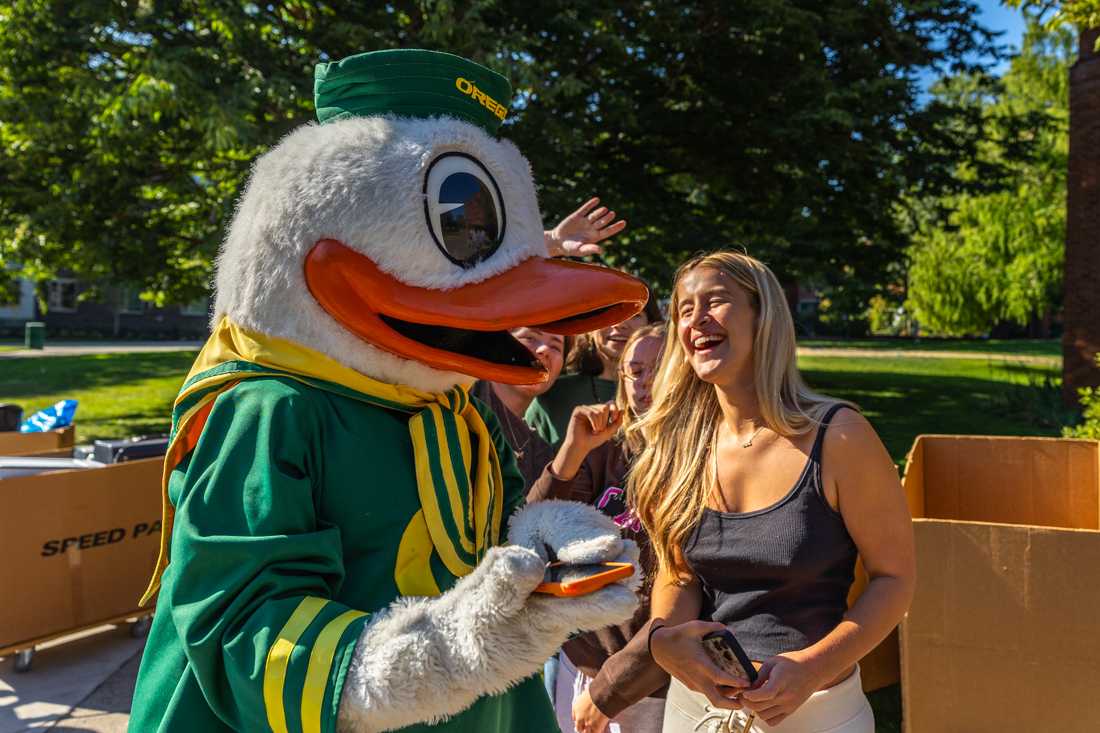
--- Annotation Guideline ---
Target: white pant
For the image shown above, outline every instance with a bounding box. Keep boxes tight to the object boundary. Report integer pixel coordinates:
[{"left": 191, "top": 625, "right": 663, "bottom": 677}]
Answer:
[
  {"left": 662, "top": 665, "right": 873, "bottom": 733},
  {"left": 554, "top": 652, "right": 666, "bottom": 733}
]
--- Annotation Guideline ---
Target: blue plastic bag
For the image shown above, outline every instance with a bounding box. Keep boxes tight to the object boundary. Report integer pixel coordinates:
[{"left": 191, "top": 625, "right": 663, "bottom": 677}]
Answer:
[{"left": 19, "top": 399, "right": 79, "bottom": 433}]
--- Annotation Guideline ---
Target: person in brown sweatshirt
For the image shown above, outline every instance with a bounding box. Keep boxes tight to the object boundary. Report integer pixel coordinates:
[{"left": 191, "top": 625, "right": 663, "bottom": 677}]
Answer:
[{"left": 527, "top": 324, "right": 668, "bottom": 733}]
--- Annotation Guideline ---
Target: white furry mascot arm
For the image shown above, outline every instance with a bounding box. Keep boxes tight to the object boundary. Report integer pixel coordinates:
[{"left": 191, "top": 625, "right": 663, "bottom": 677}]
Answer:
[{"left": 337, "top": 500, "right": 639, "bottom": 732}]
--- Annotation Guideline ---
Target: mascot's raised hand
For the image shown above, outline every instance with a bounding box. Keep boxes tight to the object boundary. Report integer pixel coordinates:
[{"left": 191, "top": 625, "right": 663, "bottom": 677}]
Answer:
[{"left": 128, "top": 49, "right": 649, "bottom": 733}]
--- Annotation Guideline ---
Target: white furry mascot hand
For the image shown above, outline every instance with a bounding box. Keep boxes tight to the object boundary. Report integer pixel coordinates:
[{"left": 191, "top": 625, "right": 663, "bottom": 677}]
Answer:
[{"left": 337, "top": 501, "right": 638, "bottom": 732}]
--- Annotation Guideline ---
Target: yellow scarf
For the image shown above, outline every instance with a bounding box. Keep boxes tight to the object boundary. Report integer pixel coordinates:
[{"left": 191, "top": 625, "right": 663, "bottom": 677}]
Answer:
[{"left": 140, "top": 318, "right": 503, "bottom": 605}]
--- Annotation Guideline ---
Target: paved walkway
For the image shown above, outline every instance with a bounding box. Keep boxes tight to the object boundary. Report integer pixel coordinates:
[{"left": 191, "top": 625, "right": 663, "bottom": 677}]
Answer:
[
  {"left": 796, "top": 346, "right": 1059, "bottom": 365},
  {"left": 0, "top": 342, "right": 201, "bottom": 359},
  {"left": 0, "top": 625, "right": 144, "bottom": 732}
]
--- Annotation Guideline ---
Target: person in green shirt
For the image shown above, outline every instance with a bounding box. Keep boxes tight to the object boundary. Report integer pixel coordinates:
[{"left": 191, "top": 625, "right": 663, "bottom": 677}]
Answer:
[{"left": 128, "top": 49, "right": 651, "bottom": 733}]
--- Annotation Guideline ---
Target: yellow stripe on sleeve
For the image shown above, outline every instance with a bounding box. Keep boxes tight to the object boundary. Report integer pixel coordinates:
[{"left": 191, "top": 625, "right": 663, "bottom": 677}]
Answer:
[
  {"left": 264, "top": 597, "right": 328, "bottom": 733},
  {"left": 301, "top": 609, "right": 367, "bottom": 733}
]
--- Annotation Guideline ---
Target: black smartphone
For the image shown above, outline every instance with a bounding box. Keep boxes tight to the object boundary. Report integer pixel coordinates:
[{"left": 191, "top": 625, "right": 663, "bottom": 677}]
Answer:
[{"left": 701, "top": 629, "right": 758, "bottom": 685}]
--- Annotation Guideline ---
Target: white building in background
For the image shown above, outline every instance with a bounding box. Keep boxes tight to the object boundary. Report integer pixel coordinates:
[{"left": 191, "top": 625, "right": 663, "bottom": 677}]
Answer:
[
  {"left": 0, "top": 272, "right": 209, "bottom": 339},
  {"left": 0, "top": 277, "right": 35, "bottom": 322}
]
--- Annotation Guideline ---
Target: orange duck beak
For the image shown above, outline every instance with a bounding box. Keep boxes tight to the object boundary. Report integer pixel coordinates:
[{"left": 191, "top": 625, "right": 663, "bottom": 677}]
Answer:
[{"left": 304, "top": 239, "right": 650, "bottom": 384}]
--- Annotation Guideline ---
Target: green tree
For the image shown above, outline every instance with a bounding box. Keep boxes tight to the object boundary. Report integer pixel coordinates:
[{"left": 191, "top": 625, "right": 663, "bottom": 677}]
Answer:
[
  {"left": 1005, "top": 1, "right": 1100, "bottom": 41},
  {"left": 905, "top": 22, "right": 1072, "bottom": 336},
  {"left": 0, "top": 1, "right": 1003, "bottom": 306}
]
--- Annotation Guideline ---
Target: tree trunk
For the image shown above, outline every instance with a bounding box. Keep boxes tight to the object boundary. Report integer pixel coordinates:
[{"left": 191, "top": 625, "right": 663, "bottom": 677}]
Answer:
[{"left": 1063, "top": 27, "right": 1100, "bottom": 406}]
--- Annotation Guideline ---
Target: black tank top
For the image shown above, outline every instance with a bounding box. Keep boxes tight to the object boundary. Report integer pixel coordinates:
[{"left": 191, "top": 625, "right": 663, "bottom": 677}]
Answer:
[{"left": 683, "top": 404, "right": 858, "bottom": 660}]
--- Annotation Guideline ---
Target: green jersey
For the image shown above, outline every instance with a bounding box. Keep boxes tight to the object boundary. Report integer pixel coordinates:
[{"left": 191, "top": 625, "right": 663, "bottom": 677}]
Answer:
[
  {"left": 525, "top": 374, "right": 617, "bottom": 447},
  {"left": 129, "top": 377, "right": 556, "bottom": 733}
]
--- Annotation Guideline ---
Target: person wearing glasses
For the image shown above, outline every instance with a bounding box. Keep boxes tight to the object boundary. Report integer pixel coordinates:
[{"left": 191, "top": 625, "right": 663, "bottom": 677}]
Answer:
[
  {"left": 526, "top": 291, "right": 664, "bottom": 449},
  {"left": 528, "top": 323, "right": 668, "bottom": 733}
]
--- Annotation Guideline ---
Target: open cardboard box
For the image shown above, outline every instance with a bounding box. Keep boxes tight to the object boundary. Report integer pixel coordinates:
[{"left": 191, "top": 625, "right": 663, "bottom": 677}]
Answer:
[
  {"left": 898, "top": 435, "right": 1100, "bottom": 732},
  {"left": 0, "top": 456, "right": 162, "bottom": 655},
  {"left": 0, "top": 425, "right": 75, "bottom": 456}
]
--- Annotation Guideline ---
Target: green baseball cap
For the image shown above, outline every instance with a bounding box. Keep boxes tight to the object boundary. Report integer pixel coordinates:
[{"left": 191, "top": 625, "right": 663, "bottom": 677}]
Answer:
[{"left": 314, "top": 49, "right": 512, "bottom": 135}]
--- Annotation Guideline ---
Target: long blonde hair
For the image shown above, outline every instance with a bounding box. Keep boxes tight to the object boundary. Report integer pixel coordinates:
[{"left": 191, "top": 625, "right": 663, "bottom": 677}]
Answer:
[{"left": 627, "top": 251, "right": 851, "bottom": 580}]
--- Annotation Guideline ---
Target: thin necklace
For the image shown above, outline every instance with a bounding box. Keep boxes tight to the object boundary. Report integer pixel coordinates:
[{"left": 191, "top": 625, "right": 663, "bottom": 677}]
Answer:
[
  {"left": 493, "top": 391, "right": 530, "bottom": 456},
  {"left": 741, "top": 424, "right": 765, "bottom": 448},
  {"left": 502, "top": 410, "right": 527, "bottom": 451},
  {"left": 710, "top": 421, "right": 768, "bottom": 513}
]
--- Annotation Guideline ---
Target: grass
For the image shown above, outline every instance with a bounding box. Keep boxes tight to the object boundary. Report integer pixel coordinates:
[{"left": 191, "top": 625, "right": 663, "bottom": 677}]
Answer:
[
  {"left": 799, "top": 354, "right": 1062, "bottom": 464},
  {"left": 0, "top": 350, "right": 197, "bottom": 440},
  {"left": 799, "top": 337, "right": 1061, "bottom": 357},
  {"left": 867, "top": 685, "right": 903, "bottom": 733}
]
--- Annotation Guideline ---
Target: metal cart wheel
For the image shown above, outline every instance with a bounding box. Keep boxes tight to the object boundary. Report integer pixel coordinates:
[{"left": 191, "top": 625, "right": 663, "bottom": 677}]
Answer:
[
  {"left": 14, "top": 648, "right": 33, "bottom": 673},
  {"left": 130, "top": 616, "right": 152, "bottom": 639}
]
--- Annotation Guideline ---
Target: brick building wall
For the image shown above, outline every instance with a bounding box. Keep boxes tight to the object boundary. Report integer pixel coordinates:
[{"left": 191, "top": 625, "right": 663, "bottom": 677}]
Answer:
[{"left": 1064, "top": 28, "right": 1100, "bottom": 404}]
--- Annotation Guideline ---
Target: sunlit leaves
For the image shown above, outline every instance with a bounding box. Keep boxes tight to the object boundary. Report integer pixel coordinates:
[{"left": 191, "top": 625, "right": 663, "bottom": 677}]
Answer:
[{"left": 905, "top": 22, "right": 1072, "bottom": 335}]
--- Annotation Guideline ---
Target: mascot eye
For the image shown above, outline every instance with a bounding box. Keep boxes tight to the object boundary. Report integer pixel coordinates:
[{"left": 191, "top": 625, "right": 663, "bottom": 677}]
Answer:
[{"left": 423, "top": 152, "right": 506, "bottom": 268}]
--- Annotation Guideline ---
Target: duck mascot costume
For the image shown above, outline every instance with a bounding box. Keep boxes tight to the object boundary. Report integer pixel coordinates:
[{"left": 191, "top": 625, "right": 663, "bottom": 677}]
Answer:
[{"left": 129, "top": 49, "right": 649, "bottom": 733}]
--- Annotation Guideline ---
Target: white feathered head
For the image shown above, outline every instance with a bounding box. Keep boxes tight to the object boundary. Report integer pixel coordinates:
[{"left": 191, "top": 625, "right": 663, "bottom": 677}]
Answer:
[{"left": 213, "top": 49, "right": 647, "bottom": 393}]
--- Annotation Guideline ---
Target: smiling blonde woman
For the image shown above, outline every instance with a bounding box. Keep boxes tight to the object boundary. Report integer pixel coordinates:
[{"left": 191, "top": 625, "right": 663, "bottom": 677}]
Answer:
[{"left": 624, "top": 251, "right": 914, "bottom": 733}]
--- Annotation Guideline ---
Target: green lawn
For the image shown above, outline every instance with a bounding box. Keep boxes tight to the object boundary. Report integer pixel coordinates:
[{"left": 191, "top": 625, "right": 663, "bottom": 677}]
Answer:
[
  {"left": 799, "top": 337, "right": 1061, "bottom": 357},
  {"left": 0, "top": 350, "right": 197, "bottom": 440},
  {"left": 799, "top": 354, "right": 1062, "bottom": 464}
]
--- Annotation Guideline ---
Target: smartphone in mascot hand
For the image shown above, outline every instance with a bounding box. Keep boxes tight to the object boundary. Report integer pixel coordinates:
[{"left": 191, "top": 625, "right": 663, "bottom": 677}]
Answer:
[{"left": 534, "top": 561, "right": 634, "bottom": 597}]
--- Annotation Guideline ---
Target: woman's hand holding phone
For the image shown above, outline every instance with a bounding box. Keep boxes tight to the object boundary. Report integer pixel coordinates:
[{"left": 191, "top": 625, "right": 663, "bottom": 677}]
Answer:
[
  {"left": 739, "top": 650, "right": 828, "bottom": 727},
  {"left": 649, "top": 620, "right": 751, "bottom": 710}
]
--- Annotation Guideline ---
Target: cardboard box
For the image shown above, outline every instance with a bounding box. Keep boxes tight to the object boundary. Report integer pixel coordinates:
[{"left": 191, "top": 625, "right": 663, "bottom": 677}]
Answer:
[
  {"left": 0, "top": 425, "right": 76, "bottom": 456},
  {"left": 899, "top": 435, "right": 1100, "bottom": 732},
  {"left": 0, "top": 457, "right": 162, "bottom": 653}
]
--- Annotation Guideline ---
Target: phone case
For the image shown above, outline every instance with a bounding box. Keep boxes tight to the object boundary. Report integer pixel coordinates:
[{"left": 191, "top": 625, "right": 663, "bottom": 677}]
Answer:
[
  {"left": 701, "top": 630, "right": 758, "bottom": 684},
  {"left": 533, "top": 561, "right": 634, "bottom": 597}
]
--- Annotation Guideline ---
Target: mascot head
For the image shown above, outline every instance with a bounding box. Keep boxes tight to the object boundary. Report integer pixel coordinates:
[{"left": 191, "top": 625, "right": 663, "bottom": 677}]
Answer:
[{"left": 212, "top": 49, "right": 648, "bottom": 393}]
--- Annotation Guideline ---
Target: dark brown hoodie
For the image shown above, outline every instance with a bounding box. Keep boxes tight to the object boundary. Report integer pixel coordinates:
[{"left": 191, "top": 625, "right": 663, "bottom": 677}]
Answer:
[{"left": 527, "top": 440, "right": 669, "bottom": 716}]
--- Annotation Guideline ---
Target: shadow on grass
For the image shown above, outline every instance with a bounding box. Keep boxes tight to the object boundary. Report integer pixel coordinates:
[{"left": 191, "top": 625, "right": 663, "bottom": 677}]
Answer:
[
  {"left": 0, "top": 351, "right": 196, "bottom": 399},
  {"left": 868, "top": 684, "right": 902, "bottom": 732},
  {"left": 81, "top": 418, "right": 173, "bottom": 441},
  {"left": 799, "top": 338, "right": 1060, "bottom": 357},
  {"left": 801, "top": 367, "right": 1061, "bottom": 463}
]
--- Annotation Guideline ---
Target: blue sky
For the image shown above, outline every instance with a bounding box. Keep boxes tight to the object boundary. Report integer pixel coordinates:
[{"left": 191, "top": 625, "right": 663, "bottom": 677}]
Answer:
[
  {"left": 974, "top": 0, "right": 1028, "bottom": 74},
  {"left": 915, "top": 1, "right": 1027, "bottom": 99}
]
